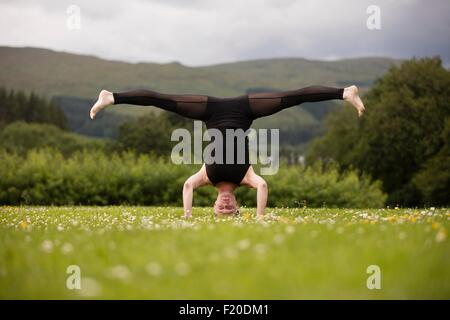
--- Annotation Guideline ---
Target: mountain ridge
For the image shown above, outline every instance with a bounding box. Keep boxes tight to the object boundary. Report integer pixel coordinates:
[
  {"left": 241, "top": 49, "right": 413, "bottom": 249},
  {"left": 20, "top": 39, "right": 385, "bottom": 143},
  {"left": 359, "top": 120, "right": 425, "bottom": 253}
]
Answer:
[
  {"left": 0, "top": 46, "right": 400, "bottom": 144},
  {"left": 0, "top": 46, "right": 400, "bottom": 99}
]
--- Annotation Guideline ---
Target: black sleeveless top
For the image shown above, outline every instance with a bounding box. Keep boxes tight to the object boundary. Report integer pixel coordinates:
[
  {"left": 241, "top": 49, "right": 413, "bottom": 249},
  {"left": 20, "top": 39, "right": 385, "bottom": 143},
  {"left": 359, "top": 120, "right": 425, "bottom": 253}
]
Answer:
[{"left": 203, "top": 95, "right": 253, "bottom": 186}]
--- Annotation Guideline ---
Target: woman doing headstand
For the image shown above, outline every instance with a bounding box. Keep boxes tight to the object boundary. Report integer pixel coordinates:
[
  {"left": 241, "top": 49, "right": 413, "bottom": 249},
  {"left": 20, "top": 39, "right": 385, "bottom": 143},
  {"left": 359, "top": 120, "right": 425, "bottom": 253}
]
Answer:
[{"left": 90, "top": 85, "right": 365, "bottom": 217}]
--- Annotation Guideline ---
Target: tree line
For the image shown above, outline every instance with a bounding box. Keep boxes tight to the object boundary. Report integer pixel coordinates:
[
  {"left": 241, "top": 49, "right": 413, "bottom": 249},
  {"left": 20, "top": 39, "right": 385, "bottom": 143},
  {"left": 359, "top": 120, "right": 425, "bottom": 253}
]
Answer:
[{"left": 307, "top": 57, "right": 449, "bottom": 206}]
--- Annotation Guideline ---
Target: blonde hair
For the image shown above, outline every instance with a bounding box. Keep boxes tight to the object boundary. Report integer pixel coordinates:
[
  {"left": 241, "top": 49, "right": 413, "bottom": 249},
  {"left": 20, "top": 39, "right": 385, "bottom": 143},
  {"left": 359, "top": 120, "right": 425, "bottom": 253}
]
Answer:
[{"left": 214, "top": 207, "right": 241, "bottom": 216}]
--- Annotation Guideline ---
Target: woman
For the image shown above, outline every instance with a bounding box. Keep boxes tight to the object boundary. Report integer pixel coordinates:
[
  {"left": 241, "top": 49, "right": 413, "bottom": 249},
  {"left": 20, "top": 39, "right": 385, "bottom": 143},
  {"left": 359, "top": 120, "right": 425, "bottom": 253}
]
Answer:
[{"left": 90, "top": 85, "right": 365, "bottom": 217}]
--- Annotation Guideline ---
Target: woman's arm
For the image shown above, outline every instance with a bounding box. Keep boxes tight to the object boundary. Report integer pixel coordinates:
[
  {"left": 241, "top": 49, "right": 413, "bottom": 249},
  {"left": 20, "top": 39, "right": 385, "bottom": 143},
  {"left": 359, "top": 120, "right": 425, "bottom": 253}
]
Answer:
[
  {"left": 183, "top": 164, "right": 210, "bottom": 217},
  {"left": 241, "top": 167, "right": 268, "bottom": 217}
]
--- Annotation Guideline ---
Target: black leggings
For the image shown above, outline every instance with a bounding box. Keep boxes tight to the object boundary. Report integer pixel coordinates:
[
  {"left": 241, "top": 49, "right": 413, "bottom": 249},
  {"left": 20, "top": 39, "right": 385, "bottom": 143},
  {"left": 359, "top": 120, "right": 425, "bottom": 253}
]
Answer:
[{"left": 112, "top": 86, "right": 344, "bottom": 129}]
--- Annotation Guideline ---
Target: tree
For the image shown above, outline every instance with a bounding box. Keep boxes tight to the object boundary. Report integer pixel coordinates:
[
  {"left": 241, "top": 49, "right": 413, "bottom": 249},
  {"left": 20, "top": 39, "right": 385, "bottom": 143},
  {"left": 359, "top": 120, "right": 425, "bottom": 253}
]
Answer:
[
  {"left": 0, "top": 88, "right": 68, "bottom": 130},
  {"left": 307, "top": 57, "right": 450, "bottom": 206},
  {"left": 117, "top": 111, "right": 192, "bottom": 155},
  {"left": 412, "top": 118, "right": 450, "bottom": 206}
]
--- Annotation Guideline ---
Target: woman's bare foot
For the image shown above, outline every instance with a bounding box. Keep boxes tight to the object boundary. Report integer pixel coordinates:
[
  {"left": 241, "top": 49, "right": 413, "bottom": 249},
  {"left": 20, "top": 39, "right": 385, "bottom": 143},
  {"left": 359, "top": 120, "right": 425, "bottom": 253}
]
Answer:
[
  {"left": 90, "top": 90, "right": 114, "bottom": 119},
  {"left": 343, "top": 85, "right": 365, "bottom": 117}
]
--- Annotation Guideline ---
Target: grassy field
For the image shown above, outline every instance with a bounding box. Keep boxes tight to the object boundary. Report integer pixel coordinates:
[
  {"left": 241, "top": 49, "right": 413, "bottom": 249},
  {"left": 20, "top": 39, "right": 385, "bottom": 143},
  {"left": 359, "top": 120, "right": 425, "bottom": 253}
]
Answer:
[{"left": 0, "top": 206, "right": 449, "bottom": 299}]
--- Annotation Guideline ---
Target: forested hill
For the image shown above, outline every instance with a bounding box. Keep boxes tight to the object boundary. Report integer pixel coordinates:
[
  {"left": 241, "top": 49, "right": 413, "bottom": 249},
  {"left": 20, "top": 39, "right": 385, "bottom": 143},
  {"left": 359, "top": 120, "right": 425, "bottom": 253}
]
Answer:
[
  {"left": 0, "top": 46, "right": 399, "bottom": 103},
  {"left": 0, "top": 46, "right": 400, "bottom": 141}
]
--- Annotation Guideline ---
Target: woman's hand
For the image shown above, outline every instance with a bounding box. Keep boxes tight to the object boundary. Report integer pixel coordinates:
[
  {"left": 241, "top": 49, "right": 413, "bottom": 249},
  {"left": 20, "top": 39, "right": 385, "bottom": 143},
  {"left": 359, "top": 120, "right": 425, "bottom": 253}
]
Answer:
[{"left": 184, "top": 208, "right": 193, "bottom": 218}]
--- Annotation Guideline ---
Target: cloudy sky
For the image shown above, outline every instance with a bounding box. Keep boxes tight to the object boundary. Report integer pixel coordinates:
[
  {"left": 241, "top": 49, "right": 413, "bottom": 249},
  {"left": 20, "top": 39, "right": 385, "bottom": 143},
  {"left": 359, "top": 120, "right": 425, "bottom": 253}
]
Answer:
[{"left": 1, "top": 0, "right": 449, "bottom": 66}]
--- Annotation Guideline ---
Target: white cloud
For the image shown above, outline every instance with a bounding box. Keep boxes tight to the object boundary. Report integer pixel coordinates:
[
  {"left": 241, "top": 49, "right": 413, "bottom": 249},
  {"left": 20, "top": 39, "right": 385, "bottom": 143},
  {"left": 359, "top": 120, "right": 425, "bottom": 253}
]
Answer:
[{"left": 0, "top": 0, "right": 449, "bottom": 66}]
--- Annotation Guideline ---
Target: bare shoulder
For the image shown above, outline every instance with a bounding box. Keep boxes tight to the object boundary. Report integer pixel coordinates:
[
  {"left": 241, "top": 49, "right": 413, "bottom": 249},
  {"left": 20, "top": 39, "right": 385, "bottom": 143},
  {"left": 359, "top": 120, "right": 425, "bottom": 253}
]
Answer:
[
  {"left": 185, "top": 164, "right": 212, "bottom": 188},
  {"left": 198, "top": 164, "right": 212, "bottom": 185}
]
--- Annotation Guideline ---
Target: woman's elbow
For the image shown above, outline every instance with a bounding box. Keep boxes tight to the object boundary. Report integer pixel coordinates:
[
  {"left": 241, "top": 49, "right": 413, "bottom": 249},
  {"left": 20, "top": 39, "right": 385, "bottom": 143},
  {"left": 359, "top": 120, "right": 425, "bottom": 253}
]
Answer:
[
  {"left": 183, "top": 181, "right": 192, "bottom": 190},
  {"left": 258, "top": 181, "right": 268, "bottom": 190}
]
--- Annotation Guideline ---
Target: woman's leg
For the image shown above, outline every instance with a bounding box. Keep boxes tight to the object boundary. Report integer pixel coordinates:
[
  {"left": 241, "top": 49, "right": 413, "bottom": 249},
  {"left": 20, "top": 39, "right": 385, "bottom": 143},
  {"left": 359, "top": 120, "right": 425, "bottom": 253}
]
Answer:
[
  {"left": 248, "top": 85, "right": 365, "bottom": 119},
  {"left": 90, "top": 89, "right": 208, "bottom": 120}
]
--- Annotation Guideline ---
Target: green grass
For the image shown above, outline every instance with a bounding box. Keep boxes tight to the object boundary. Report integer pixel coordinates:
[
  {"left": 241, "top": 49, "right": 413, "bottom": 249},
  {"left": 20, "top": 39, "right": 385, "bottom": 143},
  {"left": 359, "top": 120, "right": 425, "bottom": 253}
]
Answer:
[{"left": 0, "top": 206, "right": 449, "bottom": 299}]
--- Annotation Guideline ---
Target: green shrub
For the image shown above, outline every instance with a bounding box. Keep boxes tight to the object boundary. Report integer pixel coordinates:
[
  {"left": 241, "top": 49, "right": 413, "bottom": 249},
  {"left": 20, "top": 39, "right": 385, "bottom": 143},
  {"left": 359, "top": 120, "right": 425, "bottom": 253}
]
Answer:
[
  {"left": 0, "top": 121, "right": 111, "bottom": 156},
  {"left": 0, "top": 148, "right": 386, "bottom": 207}
]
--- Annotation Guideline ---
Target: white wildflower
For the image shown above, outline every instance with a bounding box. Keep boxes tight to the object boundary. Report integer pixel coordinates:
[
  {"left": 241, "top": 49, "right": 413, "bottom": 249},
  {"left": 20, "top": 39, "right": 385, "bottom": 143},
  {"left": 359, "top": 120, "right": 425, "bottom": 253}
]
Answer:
[
  {"left": 41, "top": 240, "right": 53, "bottom": 253},
  {"left": 61, "top": 243, "right": 74, "bottom": 254},
  {"left": 236, "top": 239, "right": 251, "bottom": 250},
  {"left": 146, "top": 262, "right": 162, "bottom": 277},
  {"left": 108, "top": 265, "right": 131, "bottom": 281},
  {"left": 175, "top": 262, "right": 190, "bottom": 276},
  {"left": 78, "top": 277, "right": 102, "bottom": 297}
]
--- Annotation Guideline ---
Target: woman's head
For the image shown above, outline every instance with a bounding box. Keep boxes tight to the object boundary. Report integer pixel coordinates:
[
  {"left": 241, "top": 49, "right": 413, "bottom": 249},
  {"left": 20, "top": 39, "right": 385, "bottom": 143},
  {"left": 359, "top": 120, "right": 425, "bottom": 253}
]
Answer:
[{"left": 214, "top": 188, "right": 240, "bottom": 216}]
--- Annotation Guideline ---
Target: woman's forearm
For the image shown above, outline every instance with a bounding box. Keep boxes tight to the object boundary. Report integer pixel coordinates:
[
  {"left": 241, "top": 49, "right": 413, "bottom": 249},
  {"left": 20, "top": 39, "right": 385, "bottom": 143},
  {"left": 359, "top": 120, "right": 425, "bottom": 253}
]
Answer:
[
  {"left": 181, "top": 167, "right": 208, "bottom": 218},
  {"left": 183, "top": 183, "right": 194, "bottom": 217},
  {"left": 256, "top": 182, "right": 268, "bottom": 216}
]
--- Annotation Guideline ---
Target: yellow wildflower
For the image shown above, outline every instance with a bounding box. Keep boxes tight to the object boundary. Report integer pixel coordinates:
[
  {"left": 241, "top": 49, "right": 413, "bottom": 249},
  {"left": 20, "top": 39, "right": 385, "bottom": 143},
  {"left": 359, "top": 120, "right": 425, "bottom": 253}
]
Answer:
[
  {"left": 19, "top": 220, "right": 28, "bottom": 230},
  {"left": 431, "top": 222, "right": 441, "bottom": 230}
]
